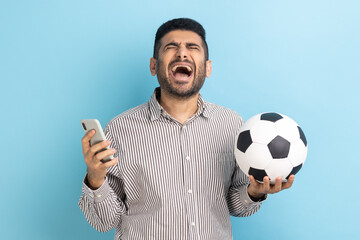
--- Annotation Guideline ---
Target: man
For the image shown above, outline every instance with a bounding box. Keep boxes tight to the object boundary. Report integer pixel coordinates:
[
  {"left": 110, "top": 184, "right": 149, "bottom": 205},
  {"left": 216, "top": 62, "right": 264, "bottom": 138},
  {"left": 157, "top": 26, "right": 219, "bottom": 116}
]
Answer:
[{"left": 79, "top": 18, "right": 294, "bottom": 240}]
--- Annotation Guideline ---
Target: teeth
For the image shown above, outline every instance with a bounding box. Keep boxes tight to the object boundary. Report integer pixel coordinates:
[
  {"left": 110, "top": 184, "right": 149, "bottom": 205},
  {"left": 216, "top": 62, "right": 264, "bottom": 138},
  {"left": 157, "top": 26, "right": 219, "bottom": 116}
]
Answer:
[{"left": 172, "top": 65, "right": 192, "bottom": 72}]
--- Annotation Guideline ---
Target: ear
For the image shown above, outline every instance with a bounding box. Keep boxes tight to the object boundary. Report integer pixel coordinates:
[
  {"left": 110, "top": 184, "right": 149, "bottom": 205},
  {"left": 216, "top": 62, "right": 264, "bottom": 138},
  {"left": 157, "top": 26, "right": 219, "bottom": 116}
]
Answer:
[
  {"left": 205, "top": 60, "right": 212, "bottom": 78},
  {"left": 150, "top": 57, "right": 157, "bottom": 76}
]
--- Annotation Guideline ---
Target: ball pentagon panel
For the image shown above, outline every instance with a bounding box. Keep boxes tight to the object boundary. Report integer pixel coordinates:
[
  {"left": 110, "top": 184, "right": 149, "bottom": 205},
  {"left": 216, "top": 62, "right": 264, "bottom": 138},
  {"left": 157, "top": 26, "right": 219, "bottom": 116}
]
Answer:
[
  {"left": 260, "top": 112, "right": 283, "bottom": 122},
  {"left": 248, "top": 167, "right": 268, "bottom": 182},
  {"left": 298, "top": 126, "right": 307, "bottom": 147},
  {"left": 267, "top": 135, "right": 291, "bottom": 159},
  {"left": 236, "top": 130, "right": 252, "bottom": 153},
  {"left": 286, "top": 164, "right": 303, "bottom": 180}
]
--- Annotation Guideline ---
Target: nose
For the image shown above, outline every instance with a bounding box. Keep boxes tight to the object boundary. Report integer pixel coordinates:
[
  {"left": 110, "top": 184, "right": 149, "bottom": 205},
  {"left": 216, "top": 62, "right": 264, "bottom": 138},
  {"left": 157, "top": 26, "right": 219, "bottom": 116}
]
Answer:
[{"left": 176, "top": 45, "right": 188, "bottom": 60}]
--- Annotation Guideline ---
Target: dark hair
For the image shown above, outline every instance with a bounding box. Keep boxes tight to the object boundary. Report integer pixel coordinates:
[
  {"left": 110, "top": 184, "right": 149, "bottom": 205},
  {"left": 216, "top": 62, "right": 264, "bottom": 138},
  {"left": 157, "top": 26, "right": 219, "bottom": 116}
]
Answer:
[{"left": 153, "top": 18, "right": 209, "bottom": 60}]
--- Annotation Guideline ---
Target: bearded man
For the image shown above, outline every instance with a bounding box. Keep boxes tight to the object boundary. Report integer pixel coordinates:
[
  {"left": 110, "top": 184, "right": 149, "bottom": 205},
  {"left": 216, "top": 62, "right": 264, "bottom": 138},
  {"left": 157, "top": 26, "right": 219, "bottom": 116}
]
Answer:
[{"left": 79, "top": 18, "right": 294, "bottom": 240}]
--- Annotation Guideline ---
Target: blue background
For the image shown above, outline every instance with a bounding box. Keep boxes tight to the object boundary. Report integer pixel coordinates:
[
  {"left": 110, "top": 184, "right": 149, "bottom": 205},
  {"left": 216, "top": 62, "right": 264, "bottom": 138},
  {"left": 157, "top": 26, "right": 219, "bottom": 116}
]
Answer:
[{"left": 1, "top": 0, "right": 359, "bottom": 239}]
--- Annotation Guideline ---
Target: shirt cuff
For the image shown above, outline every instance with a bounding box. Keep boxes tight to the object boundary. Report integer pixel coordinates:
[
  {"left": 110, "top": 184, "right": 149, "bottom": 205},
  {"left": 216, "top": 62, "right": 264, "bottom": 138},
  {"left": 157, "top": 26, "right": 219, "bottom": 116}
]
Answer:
[{"left": 82, "top": 176, "right": 112, "bottom": 203}]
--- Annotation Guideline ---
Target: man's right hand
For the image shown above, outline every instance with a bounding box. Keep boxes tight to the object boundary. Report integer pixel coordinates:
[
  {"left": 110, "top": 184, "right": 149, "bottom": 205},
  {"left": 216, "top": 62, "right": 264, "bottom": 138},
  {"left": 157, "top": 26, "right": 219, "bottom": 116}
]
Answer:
[{"left": 81, "top": 130, "right": 119, "bottom": 190}]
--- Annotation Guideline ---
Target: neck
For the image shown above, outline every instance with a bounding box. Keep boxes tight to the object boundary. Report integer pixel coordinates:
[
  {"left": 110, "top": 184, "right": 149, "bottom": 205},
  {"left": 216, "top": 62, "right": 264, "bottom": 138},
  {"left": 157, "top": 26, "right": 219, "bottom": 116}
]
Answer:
[{"left": 158, "top": 89, "right": 199, "bottom": 124}]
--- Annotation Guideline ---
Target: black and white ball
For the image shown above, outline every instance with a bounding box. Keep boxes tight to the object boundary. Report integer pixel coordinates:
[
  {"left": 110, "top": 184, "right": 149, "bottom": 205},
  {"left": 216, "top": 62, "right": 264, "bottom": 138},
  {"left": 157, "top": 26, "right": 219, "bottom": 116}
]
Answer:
[{"left": 234, "top": 112, "right": 308, "bottom": 184}]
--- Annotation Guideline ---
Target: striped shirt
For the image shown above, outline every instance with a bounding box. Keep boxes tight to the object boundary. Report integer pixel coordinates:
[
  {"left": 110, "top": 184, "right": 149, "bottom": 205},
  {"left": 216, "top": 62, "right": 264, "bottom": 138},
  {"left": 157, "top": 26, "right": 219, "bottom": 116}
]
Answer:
[{"left": 79, "top": 88, "right": 263, "bottom": 240}]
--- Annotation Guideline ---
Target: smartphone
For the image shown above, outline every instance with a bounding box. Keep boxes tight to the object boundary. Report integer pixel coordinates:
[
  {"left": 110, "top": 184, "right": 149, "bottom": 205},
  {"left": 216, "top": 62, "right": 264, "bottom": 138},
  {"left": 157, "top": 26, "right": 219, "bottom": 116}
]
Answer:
[{"left": 81, "top": 119, "right": 114, "bottom": 163}]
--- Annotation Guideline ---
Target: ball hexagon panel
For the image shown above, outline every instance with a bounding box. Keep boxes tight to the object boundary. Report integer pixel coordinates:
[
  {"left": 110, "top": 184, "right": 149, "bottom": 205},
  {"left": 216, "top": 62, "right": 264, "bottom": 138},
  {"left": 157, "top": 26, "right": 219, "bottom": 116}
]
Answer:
[
  {"left": 239, "top": 114, "right": 261, "bottom": 132},
  {"left": 249, "top": 120, "right": 277, "bottom": 144},
  {"left": 234, "top": 148, "right": 251, "bottom": 176},
  {"left": 265, "top": 159, "right": 293, "bottom": 184},
  {"left": 287, "top": 139, "right": 308, "bottom": 167},
  {"left": 267, "top": 135, "right": 291, "bottom": 159},
  {"left": 245, "top": 142, "right": 273, "bottom": 169},
  {"left": 275, "top": 117, "right": 300, "bottom": 143}
]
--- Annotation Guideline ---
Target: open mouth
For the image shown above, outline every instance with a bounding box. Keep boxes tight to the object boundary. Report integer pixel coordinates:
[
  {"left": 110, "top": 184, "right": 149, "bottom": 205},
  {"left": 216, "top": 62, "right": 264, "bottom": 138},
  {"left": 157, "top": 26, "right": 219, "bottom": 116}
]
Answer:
[{"left": 170, "top": 64, "right": 194, "bottom": 82}]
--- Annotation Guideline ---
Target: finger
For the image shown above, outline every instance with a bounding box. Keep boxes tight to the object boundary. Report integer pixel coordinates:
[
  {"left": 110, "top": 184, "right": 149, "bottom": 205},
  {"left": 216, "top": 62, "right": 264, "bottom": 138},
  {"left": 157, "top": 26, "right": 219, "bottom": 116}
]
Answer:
[
  {"left": 263, "top": 176, "right": 271, "bottom": 193},
  {"left": 85, "top": 141, "right": 111, "bottom": 163},
  {"left": 282, "top": 175, "right": 295, "bottom": 190},
  {"left": 94, "top": 148, "right": 116, "bottom": 163},
  {"left": 249, "top": 175, "right": 260, "bottom": 188},
  {"left": 272, "top": 177, "right": 283, "bottom": 193},
  {"left": 102, "top": 157, "right": 119, "bottom": 169},
  {"left": 87, "top": 140, "right": 111, "bottom": 159},
  {"left": 81, "top": 130, "right": 96, "bottom": 154}
]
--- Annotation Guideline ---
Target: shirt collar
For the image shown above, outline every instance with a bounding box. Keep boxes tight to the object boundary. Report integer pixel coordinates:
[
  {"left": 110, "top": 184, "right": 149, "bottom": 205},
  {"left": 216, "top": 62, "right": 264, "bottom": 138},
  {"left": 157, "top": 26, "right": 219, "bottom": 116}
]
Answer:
[{"left": 149, "top": 87, "right": 211, "bottom": 122}]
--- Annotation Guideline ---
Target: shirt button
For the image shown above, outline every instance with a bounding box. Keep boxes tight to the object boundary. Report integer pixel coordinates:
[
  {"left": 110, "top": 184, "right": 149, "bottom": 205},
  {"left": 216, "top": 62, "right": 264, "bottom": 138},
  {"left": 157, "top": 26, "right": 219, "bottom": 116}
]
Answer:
[
  {"left": 188, "top": 189, "right": 193, "bottom": 194},
  {"left": 245, "top": 200, "right": 248, "bottom": 203},
  {"left": 96, "top": 194, "right": 102, "bottom": 198},
  {"left": 186, "top": 156, "right": 190, "bottom": 161},
  {"left": 191, "top": 222, "right": 196, "bottom": 226},
  {"left": 89, "top": 193, "right": 94, "bottom": 198}
]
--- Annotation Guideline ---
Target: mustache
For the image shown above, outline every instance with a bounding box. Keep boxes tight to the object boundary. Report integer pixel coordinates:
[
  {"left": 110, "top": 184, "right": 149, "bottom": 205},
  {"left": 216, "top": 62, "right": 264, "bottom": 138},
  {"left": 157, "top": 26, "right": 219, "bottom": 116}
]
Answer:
[{"left": 168, "top": 59, "right": 194, "bottom": 68}]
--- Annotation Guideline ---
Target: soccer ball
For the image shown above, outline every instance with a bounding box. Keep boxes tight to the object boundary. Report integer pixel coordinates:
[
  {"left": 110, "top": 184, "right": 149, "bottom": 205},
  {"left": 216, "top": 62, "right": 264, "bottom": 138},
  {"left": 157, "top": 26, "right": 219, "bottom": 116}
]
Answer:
[{"left": 234, "top": 112, "right": 308, "bottom": 184}]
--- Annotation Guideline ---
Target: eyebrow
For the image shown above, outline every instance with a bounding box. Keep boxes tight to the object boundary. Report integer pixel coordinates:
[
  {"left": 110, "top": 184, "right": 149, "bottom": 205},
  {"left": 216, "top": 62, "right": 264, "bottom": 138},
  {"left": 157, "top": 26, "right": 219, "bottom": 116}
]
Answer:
[{"left": 163, "top": 42, "right": 201, "bottom": 49}]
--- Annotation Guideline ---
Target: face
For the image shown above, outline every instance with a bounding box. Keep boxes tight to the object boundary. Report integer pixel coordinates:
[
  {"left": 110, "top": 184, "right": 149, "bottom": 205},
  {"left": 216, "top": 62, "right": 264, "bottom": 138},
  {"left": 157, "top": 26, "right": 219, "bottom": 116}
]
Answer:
[{"left": 150, "top": 30, "right": 212, "bottom": 99}]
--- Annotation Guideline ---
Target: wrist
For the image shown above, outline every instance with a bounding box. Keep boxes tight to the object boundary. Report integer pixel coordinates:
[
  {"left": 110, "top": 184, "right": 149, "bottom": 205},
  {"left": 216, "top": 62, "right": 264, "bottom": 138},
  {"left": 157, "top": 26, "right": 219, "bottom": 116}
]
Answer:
[
  {"left": 85, "top": 174, "right": 105, "bottom": 190},
  {"left": 247, "top": 186, "right": 265, "bottom": 200},
  {"left": 248, "top": 193, "right": 266, "bottom": 202}
]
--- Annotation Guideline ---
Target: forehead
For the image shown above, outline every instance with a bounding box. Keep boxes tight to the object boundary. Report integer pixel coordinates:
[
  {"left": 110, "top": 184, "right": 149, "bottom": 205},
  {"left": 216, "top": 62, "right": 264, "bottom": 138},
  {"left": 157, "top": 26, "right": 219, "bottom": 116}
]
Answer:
[{"left": 161, "top": 30, "right": 203, "bottom": 45}]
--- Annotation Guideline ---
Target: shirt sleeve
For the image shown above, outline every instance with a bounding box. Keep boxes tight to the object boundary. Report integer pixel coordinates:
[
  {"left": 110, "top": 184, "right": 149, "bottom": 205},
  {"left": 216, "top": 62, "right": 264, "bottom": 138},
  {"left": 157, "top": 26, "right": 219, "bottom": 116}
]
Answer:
[
  {"left": 226, "top": 162, "right": 266, "bottom": 217},
  {"left": 78, "top": 122, "right": 127, "bottom": 232},
  {"left": 226, "top": 114, "right": 266, "bottom": 217}
]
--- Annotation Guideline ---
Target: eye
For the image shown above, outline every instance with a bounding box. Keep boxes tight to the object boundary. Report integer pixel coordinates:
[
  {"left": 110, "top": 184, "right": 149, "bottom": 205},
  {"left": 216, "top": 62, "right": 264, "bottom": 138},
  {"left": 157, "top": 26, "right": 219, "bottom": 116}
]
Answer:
[
  {"left": 189, "top": 45, "right": 200, "bottom": 50},
  {"left": 165, "top": 45, "right": 177, "bottom": 50}
]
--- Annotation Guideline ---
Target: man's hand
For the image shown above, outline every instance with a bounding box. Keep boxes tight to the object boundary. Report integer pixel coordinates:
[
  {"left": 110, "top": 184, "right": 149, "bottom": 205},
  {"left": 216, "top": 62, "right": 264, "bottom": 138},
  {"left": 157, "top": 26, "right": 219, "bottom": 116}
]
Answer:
[
  {"left": 81, "top": 130, "right": 119, "bottom": 190},
  {"left": 247, "top": 175, "right": 295, "bottom": 200}
]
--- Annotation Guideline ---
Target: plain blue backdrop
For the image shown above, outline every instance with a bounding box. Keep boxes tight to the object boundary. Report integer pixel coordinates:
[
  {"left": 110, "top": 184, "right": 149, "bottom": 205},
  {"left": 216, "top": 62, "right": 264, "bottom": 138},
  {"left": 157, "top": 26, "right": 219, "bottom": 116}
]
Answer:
[{"left": 1, "top": 0, "right": 359, "bottom": 239}]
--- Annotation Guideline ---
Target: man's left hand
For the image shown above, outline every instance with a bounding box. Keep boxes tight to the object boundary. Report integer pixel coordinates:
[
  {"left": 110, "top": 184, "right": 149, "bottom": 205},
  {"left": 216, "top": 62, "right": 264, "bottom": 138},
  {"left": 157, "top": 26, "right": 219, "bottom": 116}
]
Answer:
[{"left": 247, "top": 175, "right": 295, "bottom": 200}]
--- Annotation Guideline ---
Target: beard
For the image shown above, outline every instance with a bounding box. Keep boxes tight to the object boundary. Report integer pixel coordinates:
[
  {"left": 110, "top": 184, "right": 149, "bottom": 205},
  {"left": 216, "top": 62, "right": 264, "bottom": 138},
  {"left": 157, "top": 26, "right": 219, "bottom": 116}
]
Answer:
[{"left": 156, "top": 58, "right": 206, "bottom": 99}]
